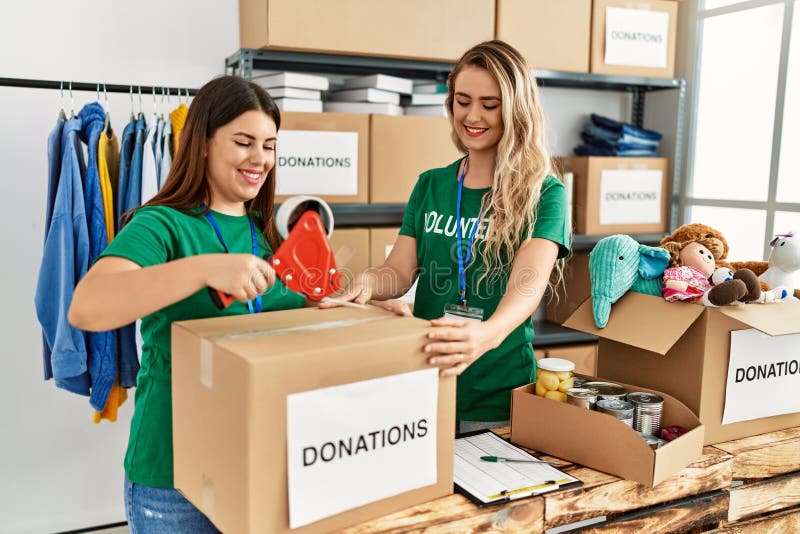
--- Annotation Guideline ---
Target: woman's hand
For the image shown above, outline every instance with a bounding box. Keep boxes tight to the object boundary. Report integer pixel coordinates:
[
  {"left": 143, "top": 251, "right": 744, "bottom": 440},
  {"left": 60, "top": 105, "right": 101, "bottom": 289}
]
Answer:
[
  {"left": 423, "top": 317, "right": 502, "bottom": 377},
  {"left": 318, "top": 273, "right": 373, "bottom": 307},
  {"left": 370, "top": 298, "right": 413, "bottom": 317},
  {"left": 204, "top": 253, "right": 275, "bottom": 302}
]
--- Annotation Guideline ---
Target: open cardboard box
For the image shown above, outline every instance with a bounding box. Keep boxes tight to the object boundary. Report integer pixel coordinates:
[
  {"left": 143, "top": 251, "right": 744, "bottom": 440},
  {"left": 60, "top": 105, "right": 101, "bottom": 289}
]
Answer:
[
  {"left": 564, "top": 292, "right": 800, "bottom": 444},
  {"left": 510, "top": 375, "right": 703, "bottom": 487},
  {"left": 172, "top": 306, "right": 455, "bottom": 533}
]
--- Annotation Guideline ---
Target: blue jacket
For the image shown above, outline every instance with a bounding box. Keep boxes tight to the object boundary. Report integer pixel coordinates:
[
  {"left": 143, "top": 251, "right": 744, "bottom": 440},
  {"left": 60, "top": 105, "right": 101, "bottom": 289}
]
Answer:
[
  {"left": 78, "top": 103, "right": 118, "bottom": 411},
  {"left": 35, "top": 117, "right": 91, "bottom": 395},
  {"left": 116, "top": 119, "right": 136, "bottom": 232},
  {"left": 123, "top": 117, "right": 146, "bottom": 214},
  {"left": 41, "top": 117, "right": 65, "bottom": 381},
  {"left": 115, "top": 118, "right": 141, "bottom": 389}
]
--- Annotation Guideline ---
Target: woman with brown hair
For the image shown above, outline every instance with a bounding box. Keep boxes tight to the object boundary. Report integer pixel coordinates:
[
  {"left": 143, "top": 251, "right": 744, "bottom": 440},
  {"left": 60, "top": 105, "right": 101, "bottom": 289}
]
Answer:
[
  {"left": 325, "top": 41, "right": 571, "bottom": 433},
  {"left": 69, "top": 76, "right": 303, "bottom": 532}
]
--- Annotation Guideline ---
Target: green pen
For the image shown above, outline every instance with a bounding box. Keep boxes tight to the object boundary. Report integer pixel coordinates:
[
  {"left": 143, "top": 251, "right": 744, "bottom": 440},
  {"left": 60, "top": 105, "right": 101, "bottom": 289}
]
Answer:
[{"left": 480, "top": 455, "right": 552, "bottom": 465}]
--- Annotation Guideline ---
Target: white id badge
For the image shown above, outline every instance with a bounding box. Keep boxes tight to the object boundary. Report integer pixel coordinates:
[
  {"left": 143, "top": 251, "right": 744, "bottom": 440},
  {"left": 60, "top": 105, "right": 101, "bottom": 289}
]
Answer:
[{"left": 444, "top": 303, "right": 484, "bottom": 322}]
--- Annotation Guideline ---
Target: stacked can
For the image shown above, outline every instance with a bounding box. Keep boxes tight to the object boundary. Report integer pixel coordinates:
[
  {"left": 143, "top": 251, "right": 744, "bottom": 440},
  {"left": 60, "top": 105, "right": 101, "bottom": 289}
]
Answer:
[
  {"left": 627, "top": 392, "right": 664, "bottom": 437},
  {"left": 565, "top": 387, "right": 598, "bottom": 409},
  {"left": 583, "top": 381, "right": 628, "bottom": 400},
  {"left": 596, "top": 399, "right": 634, "bottom": 426}
]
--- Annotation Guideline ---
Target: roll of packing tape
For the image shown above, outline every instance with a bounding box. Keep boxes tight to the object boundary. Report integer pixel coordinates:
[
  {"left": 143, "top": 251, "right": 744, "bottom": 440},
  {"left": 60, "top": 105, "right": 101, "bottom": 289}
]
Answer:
[{"left": 275, "top": 195, "right": 334, "bottom": 239}]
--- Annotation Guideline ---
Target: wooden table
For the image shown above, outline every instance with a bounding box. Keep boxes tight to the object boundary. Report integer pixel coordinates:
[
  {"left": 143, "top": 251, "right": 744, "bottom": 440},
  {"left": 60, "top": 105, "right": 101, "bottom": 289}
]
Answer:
[{"left": 344, "top": 426, "right": 800, "bottom": 533}]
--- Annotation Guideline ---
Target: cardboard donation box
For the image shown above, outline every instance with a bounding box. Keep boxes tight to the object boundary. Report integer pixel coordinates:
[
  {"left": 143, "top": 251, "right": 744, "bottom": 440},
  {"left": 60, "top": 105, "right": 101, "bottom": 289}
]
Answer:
[
  {"left": 496, "top": 0, "right": 591, "bottom": 73},
  {"left": 564, "top": 293, "right": 800, "bottom": 444},
  {"left": 511, "top": 376, "right": 704, "bottom": 487},
  {"left": 370, "top": 115, "right": 460, "bottom": 203},
  {"left": 276, "top": 112, "right": 369, "bottom": 204},
  {"left": 239, "top": 0, "right": 494, "bottom": 62},
  {"left": 539, "top": 343, "right": 598, "bottom": 376},
  {"left": 591, "top": 0, "right": 679, "bottom": 78},
  {"left": 561, "top": 156, "right": 668, "bottom": 235},
  {"left": 172, "top": 307, "right": 456, "bottom": 533}
]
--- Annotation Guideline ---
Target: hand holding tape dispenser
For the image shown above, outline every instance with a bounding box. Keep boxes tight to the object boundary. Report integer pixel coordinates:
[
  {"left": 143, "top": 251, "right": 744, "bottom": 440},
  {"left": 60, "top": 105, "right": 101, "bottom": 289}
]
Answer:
[{"left": 207, "top": 195, "right": 363, "bottom": 309}]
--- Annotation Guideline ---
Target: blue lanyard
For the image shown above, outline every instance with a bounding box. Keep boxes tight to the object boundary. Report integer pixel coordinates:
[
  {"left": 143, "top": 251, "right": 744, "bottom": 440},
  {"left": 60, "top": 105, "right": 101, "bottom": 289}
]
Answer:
[
  {"left": 202, "top": 208, "right": 262, "bottom": 314},
  {"left": 456, "top": 161, "right": 487, "bottom": 308}
]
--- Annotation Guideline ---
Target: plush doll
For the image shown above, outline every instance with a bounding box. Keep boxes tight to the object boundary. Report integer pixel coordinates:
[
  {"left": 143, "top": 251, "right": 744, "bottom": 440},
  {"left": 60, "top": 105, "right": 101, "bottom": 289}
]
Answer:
[
  {"left": 758, "top": 233, "right": 799, "bottom": 299},
  {"left": 589, "top": 234, "right": 671, "bottom": 328},
  {"left": 661, "top": 240, "right": 761, "bottom": 306},
  {"left": 661, "top": 222, "right": 775, "bottom": 290}
]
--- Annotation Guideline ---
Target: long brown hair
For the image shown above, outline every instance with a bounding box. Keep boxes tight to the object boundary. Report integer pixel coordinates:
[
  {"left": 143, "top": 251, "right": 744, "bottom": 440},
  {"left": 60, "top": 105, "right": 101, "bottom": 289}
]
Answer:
[{"left": 130, "top": 75, "right": 283, "bottom": 251}]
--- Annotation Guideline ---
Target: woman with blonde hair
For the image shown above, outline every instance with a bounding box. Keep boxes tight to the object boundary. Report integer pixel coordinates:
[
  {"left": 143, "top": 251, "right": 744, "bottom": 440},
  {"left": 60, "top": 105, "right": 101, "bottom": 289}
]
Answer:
[{"left": 324, "top": 40, "right": 571, "bottom": 432}]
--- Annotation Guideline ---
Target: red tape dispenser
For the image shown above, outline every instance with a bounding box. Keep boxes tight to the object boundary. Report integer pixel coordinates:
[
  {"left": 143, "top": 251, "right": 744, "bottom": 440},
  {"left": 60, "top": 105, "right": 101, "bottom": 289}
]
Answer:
[{"left": 208, "top": 195, "right": 342, "bottom": 309}]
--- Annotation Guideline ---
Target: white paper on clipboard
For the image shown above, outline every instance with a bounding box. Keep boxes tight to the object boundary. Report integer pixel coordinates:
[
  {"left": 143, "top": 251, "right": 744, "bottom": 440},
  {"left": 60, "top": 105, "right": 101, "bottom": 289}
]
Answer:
[{"left": 454, "top": 431, "right": 580, "bottom": 505}]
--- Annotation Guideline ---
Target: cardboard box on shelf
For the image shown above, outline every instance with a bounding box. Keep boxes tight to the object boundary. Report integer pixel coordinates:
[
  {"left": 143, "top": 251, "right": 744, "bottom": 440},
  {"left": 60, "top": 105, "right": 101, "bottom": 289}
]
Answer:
[
  {"left": 560, "top": 156, "right": 669, "bottom": 235},
  {"left": 496, "top": 0, "right": 591, "bottom": 73},
  {"left": 277, "top": 112, "right": 369, "bottom": 204},
  {"left": 370, "top": 115, "right": 460, "bottom": 203},
  {"left": 510, "top": 375, "right": 704, "bottom": 487},
  {"left": 239, "top": 0, "right": 494, "bottom": 62},
  {"left": 172, "top": 306, "right": 455, "bottom": 533},
  {"left": 539, "top": 343, "right": 598, "bottom": 375},
  {"left": 564, "top": 292, "right": 800, "bottom": 444},
  {"left": 546, "top": 251, "right": 591, "bottom": 324},
  {"left": 369, "top": 227, "right": 400, "bottom": 267},
  {"left": 590, "top": 0, "right": 679, "bottom": 78},
  {"left": 330, "top": 228, "right": 370, "bottom": 286}
]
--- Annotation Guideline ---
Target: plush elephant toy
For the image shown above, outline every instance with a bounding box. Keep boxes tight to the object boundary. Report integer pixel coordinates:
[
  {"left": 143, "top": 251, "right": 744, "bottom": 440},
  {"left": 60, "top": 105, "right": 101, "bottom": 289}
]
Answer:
[{"left": 589, "top": 235, "right": 671, "bottom": 328}]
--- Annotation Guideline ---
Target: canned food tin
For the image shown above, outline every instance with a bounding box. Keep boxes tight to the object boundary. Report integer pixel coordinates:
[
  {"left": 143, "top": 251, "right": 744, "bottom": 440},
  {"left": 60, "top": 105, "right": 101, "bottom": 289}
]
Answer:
[
  {"left": 584, "top": 381, "right": 628, "bottom": 400},
  {"left": 565, "top": 387, "right": 599, "bottom": 410},
  {"left": 596, "top": 399, "right": 634, "bottom": 427},
  {"left": 638, "top": 431, "right": 667, "bottom": 450},
  {"left": 627, "top": 392, "right": 664, "bottom": 437},
  {"left": 573, "top": 376, "right": 588, "bottom": 389}
]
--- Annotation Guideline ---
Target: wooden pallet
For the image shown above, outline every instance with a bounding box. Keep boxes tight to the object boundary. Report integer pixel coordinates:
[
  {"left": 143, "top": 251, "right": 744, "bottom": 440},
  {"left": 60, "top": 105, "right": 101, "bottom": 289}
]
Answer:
[{"left": 345, "top": 426, "right": 800, "bottom": 533}]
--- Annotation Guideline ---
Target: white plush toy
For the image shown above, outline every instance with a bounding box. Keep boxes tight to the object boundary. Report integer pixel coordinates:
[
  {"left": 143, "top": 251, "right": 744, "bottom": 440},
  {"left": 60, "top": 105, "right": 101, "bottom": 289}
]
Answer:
[{"left": 760, "top": 232, "right": 799, "bottom": 300}]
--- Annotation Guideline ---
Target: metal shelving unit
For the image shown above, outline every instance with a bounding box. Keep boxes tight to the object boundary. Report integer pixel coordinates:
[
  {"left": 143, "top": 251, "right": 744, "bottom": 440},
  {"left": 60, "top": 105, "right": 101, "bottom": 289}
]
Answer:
[{"left": 229, "top": 49, "right": 684, "bottom": 347}]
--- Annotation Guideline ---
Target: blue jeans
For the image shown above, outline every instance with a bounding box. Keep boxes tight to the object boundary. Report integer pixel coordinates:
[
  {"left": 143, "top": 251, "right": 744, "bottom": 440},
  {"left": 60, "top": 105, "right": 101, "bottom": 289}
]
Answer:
[{"left": 124, "top": 476, "right": 220, "bottom": 533}]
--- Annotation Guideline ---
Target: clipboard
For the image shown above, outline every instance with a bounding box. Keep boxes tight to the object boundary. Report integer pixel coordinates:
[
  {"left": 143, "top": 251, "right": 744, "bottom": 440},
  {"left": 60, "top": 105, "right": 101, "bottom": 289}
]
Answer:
[{"left": 454, "top": 429, "right": 582, "bottom": 507}]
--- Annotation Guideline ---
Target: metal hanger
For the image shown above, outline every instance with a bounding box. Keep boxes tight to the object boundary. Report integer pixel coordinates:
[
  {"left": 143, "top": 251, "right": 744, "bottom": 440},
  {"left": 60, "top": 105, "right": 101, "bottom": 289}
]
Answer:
[
  {"left": 137, "top": 86, "right": 144, "bottom": 120},
  {"left": 129, "top": 85, "right": 135, "bottom": 122},
  {"left": 69, "top": 81, "right": 75, "bottom": 118},
  {"left": 58, "top": 81, "right": 66, "bottom": 120},
  {"left": 103, "top": 83, "right": 111, "bottom": 134}
]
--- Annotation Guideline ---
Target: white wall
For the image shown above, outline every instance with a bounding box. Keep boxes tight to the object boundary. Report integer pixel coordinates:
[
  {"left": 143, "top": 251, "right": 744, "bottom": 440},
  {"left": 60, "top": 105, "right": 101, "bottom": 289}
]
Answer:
[{"left": 0, "top": 3, "right": 637, "bottom": 532}]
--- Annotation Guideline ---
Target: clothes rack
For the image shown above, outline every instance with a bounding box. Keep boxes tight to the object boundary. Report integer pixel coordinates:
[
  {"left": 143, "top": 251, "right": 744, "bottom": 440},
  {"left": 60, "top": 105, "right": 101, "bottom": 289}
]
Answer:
[{"left": 0, "top": 77, "right": 197, "bottom": 96}]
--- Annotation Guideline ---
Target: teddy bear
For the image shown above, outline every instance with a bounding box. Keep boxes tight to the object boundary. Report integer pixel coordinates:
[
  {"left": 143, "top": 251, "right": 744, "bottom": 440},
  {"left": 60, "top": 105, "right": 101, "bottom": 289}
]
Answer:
[
  {"left": 660, "top": 223, "right": 773, "bottom": 289},
  {"left": 660, "top": 240, "right": 761, "bottom": 306}
]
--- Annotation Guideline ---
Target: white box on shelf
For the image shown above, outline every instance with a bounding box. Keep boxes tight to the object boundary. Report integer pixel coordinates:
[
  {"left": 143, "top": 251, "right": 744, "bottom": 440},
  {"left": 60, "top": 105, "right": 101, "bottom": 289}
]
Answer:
[
  {"left": 403, "top": 105, "right": 447, "bottom": 117},
  {"left": 343, "top": 74, "right": 414, "bottom": 95},
  {"left": 268, "top": 87, "right": 323, "bottom": 100},
  {"left": 328, "top": 88, "right": 401, "bottom": 105},
  {"left": 274, "top": 98, "right": 323, "bottom": 113},
  {"left": 323, "top": 102, "right": 404, "bottom": 116},
  {"left": 252, "top": 72, "right": 330, "bottom": 91}
]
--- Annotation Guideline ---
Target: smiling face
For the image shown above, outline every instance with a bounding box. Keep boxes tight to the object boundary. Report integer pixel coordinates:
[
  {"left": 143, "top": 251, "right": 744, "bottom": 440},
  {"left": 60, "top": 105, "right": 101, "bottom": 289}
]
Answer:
[
  {"left": 452, "top": 65, "right": 503, "bottom": 156},
  {"left": 679, "top": 241, "right": 716, "bottom": 277},
  {"left": 206, "top": 109, "right": 277, "bottom": 215}
]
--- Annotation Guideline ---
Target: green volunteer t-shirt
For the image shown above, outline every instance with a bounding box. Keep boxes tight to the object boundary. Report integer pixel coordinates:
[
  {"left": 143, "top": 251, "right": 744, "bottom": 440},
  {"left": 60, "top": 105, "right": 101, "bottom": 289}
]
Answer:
[
  {"left": 100, "top": 205, "right": 304, "bottom": 488},
  {"left": 400, "top": 158, "right": 571, "bottom": 421}
]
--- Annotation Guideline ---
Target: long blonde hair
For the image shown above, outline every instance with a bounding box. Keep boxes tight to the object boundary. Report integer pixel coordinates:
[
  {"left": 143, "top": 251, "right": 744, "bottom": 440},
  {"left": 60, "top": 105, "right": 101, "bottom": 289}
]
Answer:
[{"left": 446, "top": 40, "right": 566, "bottom": 296}]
